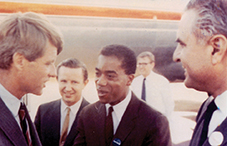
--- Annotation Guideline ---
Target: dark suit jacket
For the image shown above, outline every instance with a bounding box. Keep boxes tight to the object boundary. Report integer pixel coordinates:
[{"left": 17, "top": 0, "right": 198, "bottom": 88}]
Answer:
[
  {"left": 0, "top": 98, "right": 41, "bottom": 146},
  {"left": 190, "top": 100, "right": 227, "bottom": 146},
  {"left": 73, "top": 92, "right": 171, "bottom": 146},
  {"left": 35, "top": 98, "right": 89, "bottom": 146}
]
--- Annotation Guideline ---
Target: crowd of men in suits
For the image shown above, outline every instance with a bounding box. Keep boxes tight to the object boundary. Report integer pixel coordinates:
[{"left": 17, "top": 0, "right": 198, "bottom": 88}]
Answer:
[{"left": 1, "top": 0, "right": 227, "bottom": 145}]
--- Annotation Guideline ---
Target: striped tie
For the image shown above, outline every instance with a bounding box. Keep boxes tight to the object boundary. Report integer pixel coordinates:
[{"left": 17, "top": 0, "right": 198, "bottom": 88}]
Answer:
[{"left": 19, "top": 103, "right": 32, "bottom": 146}]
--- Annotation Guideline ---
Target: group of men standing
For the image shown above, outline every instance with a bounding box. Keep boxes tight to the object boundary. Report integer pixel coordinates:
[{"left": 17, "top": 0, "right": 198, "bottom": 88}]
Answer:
[
  {"left": 35, "top": 45, "right": 172, "bottom": 146},
  {"left": 1, "top": 0, "right": 227, "bottom": 146}
]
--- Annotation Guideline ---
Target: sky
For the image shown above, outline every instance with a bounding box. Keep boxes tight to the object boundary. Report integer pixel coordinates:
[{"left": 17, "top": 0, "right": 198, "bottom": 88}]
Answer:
[{"left": 2, "top": 0, "right": 190, "bottom": 12}]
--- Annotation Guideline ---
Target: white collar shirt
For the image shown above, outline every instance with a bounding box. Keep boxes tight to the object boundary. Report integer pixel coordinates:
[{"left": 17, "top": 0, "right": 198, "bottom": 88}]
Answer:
[
  {"left": 60, "top": 97, "right": 82, "bottom": 134},
  {"left": 130, "top": 71, "right": 174, "bottom": 118},
  {"left": 105, "top": 90, "right": 131, "bottom": 134},
  {"left": 0, "top": 83, "right": 23, "bottom": 127},
  {"left": 208, "top": 91, "right": 227, "bottom": 136}
]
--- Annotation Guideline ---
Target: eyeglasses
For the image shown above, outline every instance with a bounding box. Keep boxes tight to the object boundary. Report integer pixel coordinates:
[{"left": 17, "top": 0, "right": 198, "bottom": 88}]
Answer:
[{"left": 137, "top": 62, "right": 153, "bottom": 66}]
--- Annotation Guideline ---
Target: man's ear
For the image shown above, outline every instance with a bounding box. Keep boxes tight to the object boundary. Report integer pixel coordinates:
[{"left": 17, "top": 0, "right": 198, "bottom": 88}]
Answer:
[
  {"left": 210, "top": 35, "right": 227, "bottom": 65},
  {"left": 151, "top": 62, "right": 155, "bottom": 69},
  {"left": 126, "top": 74, "right": 135, "bottom": 86},
  {"left": 84, "top": 79, "right": 89, "bottom": 86},
  {"left": 12, "top": 52, "right": 26, "bottom": 70}
]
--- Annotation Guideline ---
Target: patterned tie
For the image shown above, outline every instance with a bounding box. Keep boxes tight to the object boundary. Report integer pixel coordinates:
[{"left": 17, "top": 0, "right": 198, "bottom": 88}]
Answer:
[
  {"left": 19, "top": 103, "right": 32, "bottom": 146},
  {"left": 199, "top": 100, "right": 217, "bottom": 146},
  {"left": 105, "top": 106, "right": 114, "bottom": 146},
  {"left": 141, "top": 78, "right": 146, "bottom": 101},
  {"left": 59, "top": 107, "right": 71, "bottom": 146}
]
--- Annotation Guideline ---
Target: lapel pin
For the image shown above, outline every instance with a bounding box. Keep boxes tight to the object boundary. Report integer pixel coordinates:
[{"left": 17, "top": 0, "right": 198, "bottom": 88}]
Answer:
[
  {"left": 209, "top": 131, "right": 224, "bottom": 146},
  {"left": 113, "top": 138, "right": 121, "bottom": 146}
]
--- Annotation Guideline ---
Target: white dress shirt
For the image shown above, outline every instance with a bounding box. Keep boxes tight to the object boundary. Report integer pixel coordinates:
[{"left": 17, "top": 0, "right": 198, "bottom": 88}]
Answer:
[
  {"left": 0, "top": 83, "right": 23, "bottom": 128},
  {"left": 60, "top": 97, "right": 82, "bottom": 134},
  {"left": 131, "top": 71, "right": 174, "bottom": 119},
  {"left": 208, "top": 91, "right": 227, "bottom": 136},
  {"left": 105, "top": 90, "right": 131, "bottom": 134}
]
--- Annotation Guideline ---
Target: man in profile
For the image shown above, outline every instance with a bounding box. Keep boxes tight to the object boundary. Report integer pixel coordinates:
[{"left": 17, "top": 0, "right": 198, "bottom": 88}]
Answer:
[
  {"left": 131, "top": 51, "right": 174, "bottom": 120},
  {"left": 74, "top": 44, "right": 171, "bottom": 146},
  {"left": 0, "top": 12, "right": 63, "bottom": 146},
  {"left": 173, "top": 0, "right": 227, "bottom": 145},
  {"left": 35, "top": 58, "right": 89, "bottom": 146}
]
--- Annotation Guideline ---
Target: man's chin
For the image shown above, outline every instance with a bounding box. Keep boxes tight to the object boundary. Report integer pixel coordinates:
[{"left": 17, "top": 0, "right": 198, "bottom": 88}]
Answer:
[
  {"left": 32, "top": 90, "right": 43, "bottom": 96},
  {"left": 98, "top": 97, "right": 108, "bottom": 104},
  {"left": 184, "top": 78, "right": 197, "bottom": 90}
]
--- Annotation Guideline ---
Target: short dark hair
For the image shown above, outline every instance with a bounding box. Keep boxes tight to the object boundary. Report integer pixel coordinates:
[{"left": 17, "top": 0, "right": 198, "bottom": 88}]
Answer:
[
  {"left": 186, "top": 0, "right": 227, "bottom": 41},
  {"left": 100, "top": 44, "right": 137, "bottom": 75},
  {"left": 57, "top": 58, "right": 88, "bottom": 82}
]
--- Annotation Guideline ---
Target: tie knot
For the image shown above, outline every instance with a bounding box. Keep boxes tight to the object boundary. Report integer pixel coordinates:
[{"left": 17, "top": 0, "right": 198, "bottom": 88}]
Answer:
[
  {"left": 207, "top": 100, "right": 217, "bottom": 113},
  {"left": 66, "top": 107, "right": 71, "bottom": 114},
  {"left": 143, "top": 78, "right": 146, "bottom": 81},
  {"left": 20, "top": 102, "right": 26, "bottom": 109},
  {"left": 19, "top": 103, "right": 26, "bottom": 120},
  {"left": 108, "top": 106, "right": 113, "bottom": 116}
]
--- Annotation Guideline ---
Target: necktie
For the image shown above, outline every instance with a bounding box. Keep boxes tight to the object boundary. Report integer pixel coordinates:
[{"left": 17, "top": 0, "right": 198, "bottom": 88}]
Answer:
[
  {"left": 141, "top": 78, "right": 146, "bottom": 101},
  {"left": 59, "top": 107, "right": 71, "bottom": 146},
  {"left": 199, "top": 100, "right": 217, "bottom": 146},
  {"left": 105, "top": 106, "right": 114, "bottom": 146},
  {"left": 19, "top": 103, "right": 32, "bottom": 146}
]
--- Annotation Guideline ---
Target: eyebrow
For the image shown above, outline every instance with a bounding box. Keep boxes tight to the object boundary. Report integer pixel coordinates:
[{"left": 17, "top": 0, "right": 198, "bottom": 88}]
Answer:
[
  {"left": 176, "top": 38, "right": 186, "bottom": 46},
  {"left": 95, "top": 67, "right": 117, "bottom": 74},
  {"left": 95, "top": 67, "right": 99, "bottom": 71}
]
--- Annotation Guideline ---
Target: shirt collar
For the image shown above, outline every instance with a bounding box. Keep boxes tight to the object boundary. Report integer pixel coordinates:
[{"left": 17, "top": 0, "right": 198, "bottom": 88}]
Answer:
[
  {"left": 0, "top": 83, "right": 22, "bottom": 117},
  {"left": 61, "top": 97, "right": 83, "bottom": 116},
  {"left": 214, "top": 90, "right": 227, "bottom": 116},
  {"left": 105, "top": 90, "right": 132, "bottom": 122}
]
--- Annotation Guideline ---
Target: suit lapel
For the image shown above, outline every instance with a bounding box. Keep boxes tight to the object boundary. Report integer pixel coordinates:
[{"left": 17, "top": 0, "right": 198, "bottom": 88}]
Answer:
[
  {"left": 113, "top": 93, "right": 138, "bottom": 144},
  {"left": 203, "top": 117, "right": 227, "bottom": 146},
  {"left": 196, "top": 99, "right": 208, "bottom": 122},
  {"left": 0, "top": 98, "right": 28, "bottom": 146},
  {"left": 190, "top": 100, "right": 209, "bottom": 146},
  {"left": 48, "top": 100, "right": 61, "bottom": 142},
  {"left": 94, "top": 102, "right": 106, "bottom": 146},
  {"left": 24, "top": 103, "right": 42, "bottom": 146}
]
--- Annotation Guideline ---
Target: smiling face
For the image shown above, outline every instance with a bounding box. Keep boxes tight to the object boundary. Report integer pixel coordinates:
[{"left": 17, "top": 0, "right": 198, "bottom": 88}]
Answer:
[
  {"left": 173, "top": 10, "right": 213, "bottom": 91},
  {"left": 95, "top": 55, "right": 134, "bottom": 105},
  {"left": 58, "top": 66, "right": 88, "bottom": 106},
  {"left": 137, "top": 56, "right": 154, "bottom": 78}
]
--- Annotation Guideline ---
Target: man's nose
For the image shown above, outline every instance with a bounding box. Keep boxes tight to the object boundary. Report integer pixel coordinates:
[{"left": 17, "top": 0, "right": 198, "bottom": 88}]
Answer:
[
  {"left": 49, "top": 64, "right": 57, "bottom": 78},
  {"left": 173, "top": 46, "right": 181, "bottom": 62},
  {"left": 65, "top": 83, "right": 72, "bottom": 91},
  {"left": 96, "top": 75, "right": 107, "bottom": 86}
]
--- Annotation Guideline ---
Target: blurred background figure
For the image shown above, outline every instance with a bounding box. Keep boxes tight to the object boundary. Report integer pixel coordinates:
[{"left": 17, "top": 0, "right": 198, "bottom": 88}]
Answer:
[
  {"left": 131, "top": 51, "right": 174, "bottom": 121},
  {"left": 35, "top": 58, "right": 89, "bottom": 146}
]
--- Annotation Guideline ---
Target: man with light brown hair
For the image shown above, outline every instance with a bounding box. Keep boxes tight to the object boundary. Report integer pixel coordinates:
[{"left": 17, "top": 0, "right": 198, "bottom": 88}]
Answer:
[
  {"left": 35, "top": 58, "right": 89, "bottom": 146},
  {"left": 131, "top": 51, "right": 174, "bottom": 120},
  {"left": 0, "top": 12, "right": 63, "bottom": 146}
]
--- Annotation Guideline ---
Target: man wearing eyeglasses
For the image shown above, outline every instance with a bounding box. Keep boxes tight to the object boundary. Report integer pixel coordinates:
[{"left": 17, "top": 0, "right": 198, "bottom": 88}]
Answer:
[{"left": 131, "top": 51, "right": 174, "bottom": 121}]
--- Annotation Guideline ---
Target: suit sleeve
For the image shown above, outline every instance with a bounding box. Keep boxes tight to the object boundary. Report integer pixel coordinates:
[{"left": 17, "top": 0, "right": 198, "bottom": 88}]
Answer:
[
  {"left": 146, "top": 115, "right": 172, "bottom": 146},
  {"left": 34, "top": 106, "right": 41, "bottom": 138}
]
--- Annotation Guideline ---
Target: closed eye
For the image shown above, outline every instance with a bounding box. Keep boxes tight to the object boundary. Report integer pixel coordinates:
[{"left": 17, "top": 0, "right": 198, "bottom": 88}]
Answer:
[{"left": 176, "top": 38, "right": 186, "bottom": 47}]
